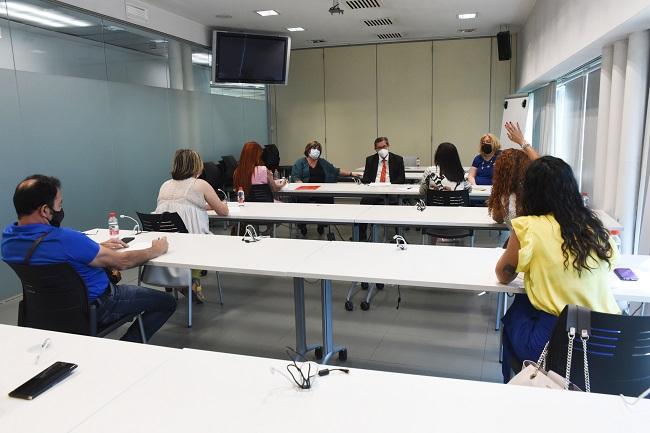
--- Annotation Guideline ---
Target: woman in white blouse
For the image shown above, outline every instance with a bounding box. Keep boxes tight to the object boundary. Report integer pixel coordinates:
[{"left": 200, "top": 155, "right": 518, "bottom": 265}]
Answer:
[
  {"left": 154, "top": 149, "right": 228, "bottom": 302},
  {"left": 419, "top": 142, "right": 472, "bottom": 196}
]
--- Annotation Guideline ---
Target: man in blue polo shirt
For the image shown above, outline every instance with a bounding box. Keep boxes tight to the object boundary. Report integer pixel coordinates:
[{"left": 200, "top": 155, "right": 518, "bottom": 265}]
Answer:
[{"left": 2, "top": 175, "right": 176, "bottom": 342}]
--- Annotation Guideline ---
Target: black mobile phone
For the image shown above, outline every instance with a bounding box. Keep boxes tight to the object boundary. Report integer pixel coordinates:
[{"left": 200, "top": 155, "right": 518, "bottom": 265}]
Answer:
[
  {"left": 120, "top": 236, "right": 135, "bottom": 244},
  {"left": 9, "top": 362, "right": 77, "bottom": 400}
]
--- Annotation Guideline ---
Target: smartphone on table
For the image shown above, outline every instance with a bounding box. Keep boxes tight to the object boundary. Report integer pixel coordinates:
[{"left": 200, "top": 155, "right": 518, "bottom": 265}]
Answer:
[
  {"left": 614, "top": 268, "right": 639, "bottom": 282},
  {"left": 8, "top": 361, "right": 78, "bottom": 400}
]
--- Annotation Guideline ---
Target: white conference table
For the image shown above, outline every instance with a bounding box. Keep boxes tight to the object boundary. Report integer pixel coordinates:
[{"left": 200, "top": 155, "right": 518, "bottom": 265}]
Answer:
[
  {"left": 0, "top": 324, "right": 179, "bottom": 433},
  {"left": 90, "top": 230, "right": 649, "bottom": 365},
  {"left": 278, "top": 182, "right": 492, "bottom": 202},
  {"left": 352, "top": 171, "right": 424, "bottom": 181},
  {"left": 208, "top": 202, "right": 623, "bottom": 238},
  {"left": 354, "top": 165, "right": 472, "bottom": 173},
  {"left": 69, "top": 347, "right": 650, "bottom": 433}
]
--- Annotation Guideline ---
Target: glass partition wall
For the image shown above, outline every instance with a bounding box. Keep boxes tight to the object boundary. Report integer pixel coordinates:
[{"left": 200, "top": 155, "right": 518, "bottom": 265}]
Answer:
[{"left": 0, "top": 0, "right": 268, "bottom": 299}]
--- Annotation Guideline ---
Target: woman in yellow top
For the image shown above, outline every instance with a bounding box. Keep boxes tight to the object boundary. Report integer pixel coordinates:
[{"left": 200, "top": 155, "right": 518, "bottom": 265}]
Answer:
[{"left": 495, "top": 156, "right": 619, "bottom": 382}]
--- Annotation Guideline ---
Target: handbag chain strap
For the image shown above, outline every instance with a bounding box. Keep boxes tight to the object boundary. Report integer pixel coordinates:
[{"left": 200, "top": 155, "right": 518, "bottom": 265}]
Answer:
[
  {"left": 565, "top": 327, "right": 576, "bottom": 390},
  {"left": 531, "top": 342, "right": 550, "bottom": 378},
  {"left": 581, "top": 330, "right": 591, "bottom": 393}
]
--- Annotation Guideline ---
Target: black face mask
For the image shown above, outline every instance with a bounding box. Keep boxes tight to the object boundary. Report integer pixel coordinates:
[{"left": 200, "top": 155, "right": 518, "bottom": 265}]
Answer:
[
  {"left": 481, "top": 144, "right": 493, "bottom": 154},
  {"left": 48, "top": 207, "right": 65, "bottom": 227}
]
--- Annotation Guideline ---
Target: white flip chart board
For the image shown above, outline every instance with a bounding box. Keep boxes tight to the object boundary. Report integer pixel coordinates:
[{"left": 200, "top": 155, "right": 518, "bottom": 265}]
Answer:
[{"left": 499, "top": 95, "right": 529, "bottom": 149}]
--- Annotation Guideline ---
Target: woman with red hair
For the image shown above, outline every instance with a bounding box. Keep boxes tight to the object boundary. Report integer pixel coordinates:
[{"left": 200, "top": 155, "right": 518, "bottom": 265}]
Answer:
[{"left": 233, "top": 141, "right": 286, "bottom": 200}]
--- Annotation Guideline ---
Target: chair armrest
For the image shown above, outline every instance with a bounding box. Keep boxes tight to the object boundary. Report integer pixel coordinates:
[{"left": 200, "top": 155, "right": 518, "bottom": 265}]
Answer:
[{"left": 89, "top": 304, "right": 98, "bottom": 336}]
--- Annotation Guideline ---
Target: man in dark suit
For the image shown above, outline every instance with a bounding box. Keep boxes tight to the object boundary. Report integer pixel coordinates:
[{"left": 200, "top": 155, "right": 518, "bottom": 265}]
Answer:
[{"left": 358, "top": 136, "right": 406, "bottom": 241}]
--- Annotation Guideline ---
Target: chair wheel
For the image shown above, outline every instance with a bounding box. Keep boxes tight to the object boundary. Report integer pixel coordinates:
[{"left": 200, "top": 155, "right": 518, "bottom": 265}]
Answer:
[
  {"left": 361, "top": 282, "right": 369, "bottom": 290},
  {"left": 338, "top": 349, "right": 348, "bottom": 362},
  {"left": 315, "top": 346, "right": 323, "bottom": 360},
  {"left": 360, "top": 301, "right": 370, "bottom": 311},
  {"left": 344, "top": 301, "right": 354, "bottom": 311},
  {"left": 327, "top": 233, "right": 335, "bottom": 241},
  {"left": 376, "top": 283, "right": 384, "bottom": 290}
]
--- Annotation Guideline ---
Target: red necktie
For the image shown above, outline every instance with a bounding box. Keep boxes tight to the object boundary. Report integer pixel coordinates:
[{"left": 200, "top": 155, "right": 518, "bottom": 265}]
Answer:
[{"left": 380, "top": 159, "right": 387, "bottom": 183}]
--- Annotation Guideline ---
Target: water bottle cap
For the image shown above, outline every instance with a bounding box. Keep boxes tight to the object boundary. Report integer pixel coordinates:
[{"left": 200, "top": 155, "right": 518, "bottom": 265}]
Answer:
[
  {"left": 581, "top": 192, "right": 588, "bottom": 196},
  {"left": 610, "top": 229, "right": 620, "bottom": 235},
  {"left": 108, "top": 211, "right": 116, "bottom": 217}
]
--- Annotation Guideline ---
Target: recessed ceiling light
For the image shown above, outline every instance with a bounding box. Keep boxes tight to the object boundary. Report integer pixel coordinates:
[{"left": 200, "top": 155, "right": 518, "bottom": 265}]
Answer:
[
  {"left": 215, "top": 14, "right": 233, "bottom": 19},
  {"left": 287, "top": 27, "right": 305, "bottom": 32},
  {"left": 256, "top": 10, "right": 279, "bottom": 17},
  {"left": 311, "top": 39, "right": 326, "bottom": 44},
  {"left": 458, "top": 28, "right": 476, "bottom": 33},
  {"left": 458, "top": 13, "right": 477, "bottom": 20}
]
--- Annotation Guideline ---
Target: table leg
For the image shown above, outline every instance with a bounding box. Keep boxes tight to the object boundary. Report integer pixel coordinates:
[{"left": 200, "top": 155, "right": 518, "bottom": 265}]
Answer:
[
  {"left": 187, "top": 273, "right": 193, "bottom": 328},
  {"left": 353, "top": 224, "right": 359, "bottom": 242},
  {"left": 372, "top": 224, "right": 380, "bottom": 243},
  {"left": 494, "top": 292, "right": 502, "bottom": 331},
  {"left": 320, "top": 279, "right": 347, "bottom": 364},
  {"left": 293, "top": 277, "right": 318, "bottom": 360}
]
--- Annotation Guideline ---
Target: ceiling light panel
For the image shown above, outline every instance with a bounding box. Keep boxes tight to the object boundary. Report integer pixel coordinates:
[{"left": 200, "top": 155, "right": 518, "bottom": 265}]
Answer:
[
  {"left": 4, "top": 1, "right": 92, "bottom": 27},
  {"left": 287, "top": 27, "right": 305, "bottom": 32},
  {"left": 458, "top": 13, "right": 477, "bottom": 20},
  {"left": 256, "top": 10, "right": 279, "bottom": 17}
]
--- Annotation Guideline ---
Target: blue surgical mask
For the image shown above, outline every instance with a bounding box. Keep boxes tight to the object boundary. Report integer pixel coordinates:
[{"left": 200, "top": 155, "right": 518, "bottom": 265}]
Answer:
[{"left": 309, "top": 149, "right": 321, "bottom": 159}]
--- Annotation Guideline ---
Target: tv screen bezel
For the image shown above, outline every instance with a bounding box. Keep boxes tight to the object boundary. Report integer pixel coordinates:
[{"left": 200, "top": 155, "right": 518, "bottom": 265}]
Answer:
[{"left": 211, "top": 31, "right": 291, "bottom": 85}]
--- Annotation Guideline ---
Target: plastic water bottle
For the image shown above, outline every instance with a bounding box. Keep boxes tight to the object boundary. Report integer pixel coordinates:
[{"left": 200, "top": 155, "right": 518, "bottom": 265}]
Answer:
[
  {"left": 237, "top": 187, "right": 245, "bottom": 206},
  {"left": 108, "top": 211, "right": 119, "bottom": 239},
  {"left": 581, "top": 192, "right": 590, "bottom": 208},
  {"left": 273, "top": 169, "right": 279, "bottom": 180},
  {"left": 610, "top": 230, "right": 622, "bottom": 252},
  {"left": 416, "top": 157, "right": 421, "bottom": 168}
]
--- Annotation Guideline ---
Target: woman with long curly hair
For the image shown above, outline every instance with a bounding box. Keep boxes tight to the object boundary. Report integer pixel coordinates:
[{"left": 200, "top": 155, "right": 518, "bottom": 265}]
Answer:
[
  {"left": 495, "top": 156, "right": 620, "bottom": 382},
  {"left": 488, "top": 122, "right": 540, "bottom": 228},
  {"left": 487, "top": 149, "right": 532, "bottom": 227}
]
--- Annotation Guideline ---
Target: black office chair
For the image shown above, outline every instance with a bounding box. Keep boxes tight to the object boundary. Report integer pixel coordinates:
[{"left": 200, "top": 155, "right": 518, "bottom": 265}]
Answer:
[
  {"left": 6, "top": 262, "right": 146, "bottom": 342},
  {"left": 136, "top": 212, "right": 224, "bottom": 308},
  {"left": 137, "top": 211, "right": 188, "bottom": 233},
  {"left": 422, "top": 189, "right": 474, "bottom": 246},
  {"left": 248, "top": 184, "right": 274, "bottom": 203},
  {"left": 546, "top": 305, "right": 650, "bottom": 397},
  {"left": 221, "top": 155, "right": 238, "bottom": 193}
]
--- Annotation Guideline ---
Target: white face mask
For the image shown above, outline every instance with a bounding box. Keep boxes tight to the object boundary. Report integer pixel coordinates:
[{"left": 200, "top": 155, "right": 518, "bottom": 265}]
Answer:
[
  {"left": 309, "top": 148, "right": 321, "bottom": 159},
  {"left": 377, "top": 148, "right": 389, "bottom": 159}
]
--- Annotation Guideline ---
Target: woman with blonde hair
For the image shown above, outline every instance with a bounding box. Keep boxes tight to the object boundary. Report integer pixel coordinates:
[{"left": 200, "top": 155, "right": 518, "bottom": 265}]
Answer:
[
  {"left": 153, "top": 148, "right": 229, "bottom": 302},
  {"left": 468, "top": 133, "right": 501, "bottom": 185}
]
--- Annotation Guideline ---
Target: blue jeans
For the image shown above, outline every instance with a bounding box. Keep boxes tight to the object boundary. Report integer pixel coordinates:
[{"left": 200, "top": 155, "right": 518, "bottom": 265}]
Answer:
[
  {"left": 95, "top": 284, "right": 176, "bottom": 342},
  {"left": 501, "top": 294, "right": 558, "bottom": 383}
]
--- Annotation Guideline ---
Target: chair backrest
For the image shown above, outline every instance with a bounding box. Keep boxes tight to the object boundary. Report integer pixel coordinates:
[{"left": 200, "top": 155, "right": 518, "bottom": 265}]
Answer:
[
  {"left": 6, "top": 262, "right": 91, "bottom": 335},
  {"left": 137, "top": 212, "right": 188, "bottom": 233},
  {"left": 546, "top": 305, "right": 650, "bottom": 397},
  {"left": 221, "top": 155, "right": 238, "bottom": 188},
  {"left": 262, "top": 144, "right": 280, "bottom": 172},
  {"left": 199, "top": 161, "right": 225, "bottom": 192},
  {"left": 248, "top": 184, "right": 274, "bottom": 203},
  {"left": 426, "top": 189, "right": 470, "bottom": 207},
  {"left": 403, "top": 155, "right": 417, "bottom": 167}
]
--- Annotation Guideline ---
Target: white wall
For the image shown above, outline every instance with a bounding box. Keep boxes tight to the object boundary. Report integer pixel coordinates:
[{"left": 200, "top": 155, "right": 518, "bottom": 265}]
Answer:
[
  {"left": 57, "top": 0, "right": 211, "bottom": 46},
  {"left": 519, "top": 0, "right": 650, "bottom": 91}
]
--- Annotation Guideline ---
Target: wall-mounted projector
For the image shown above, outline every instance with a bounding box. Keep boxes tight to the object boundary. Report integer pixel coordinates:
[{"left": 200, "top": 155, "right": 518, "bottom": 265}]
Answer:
[{"left": 329, "top": 2, "right": 343, "bottom": 15}]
